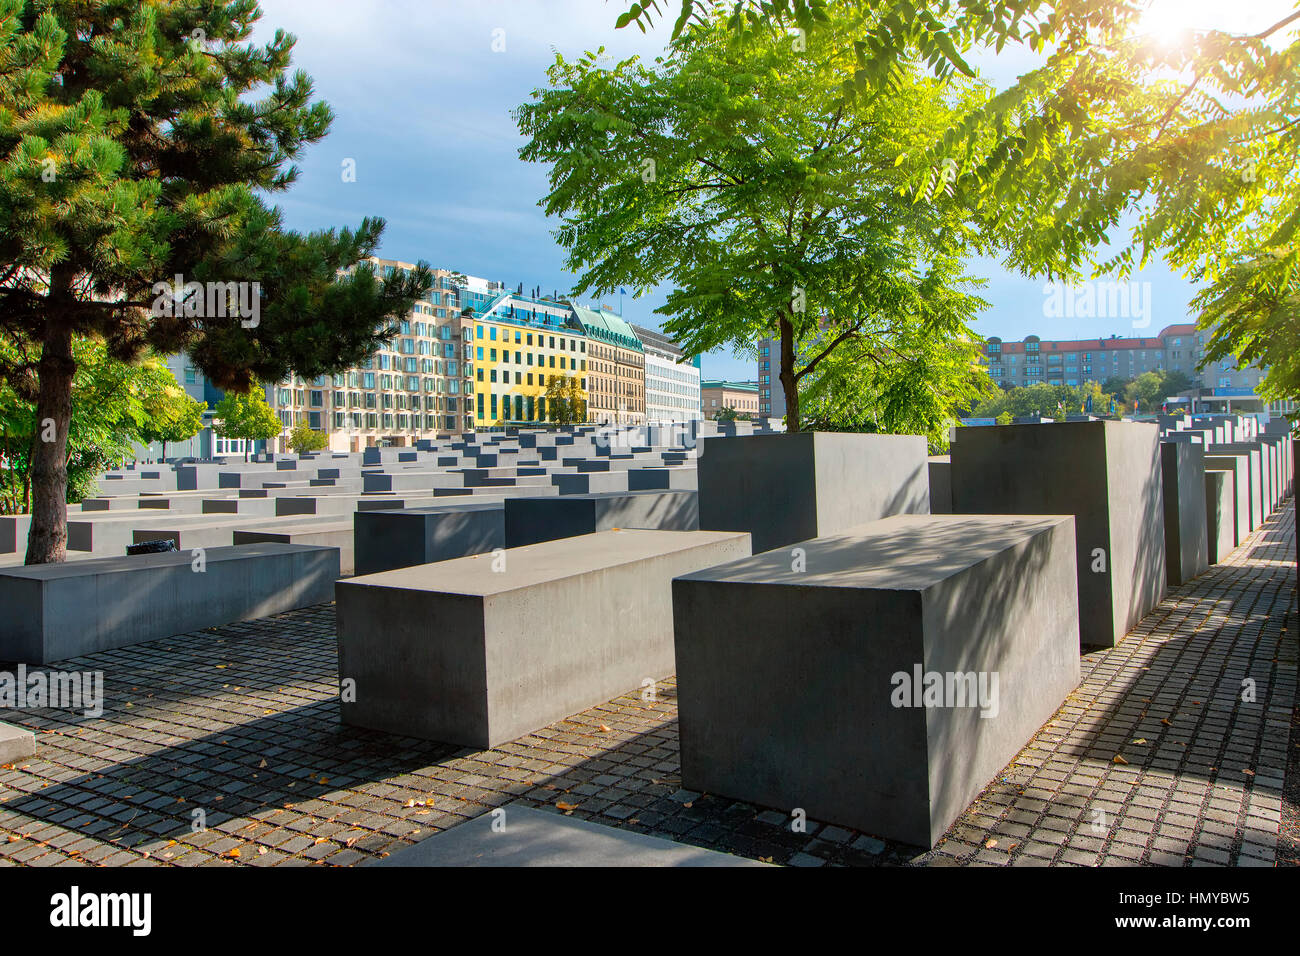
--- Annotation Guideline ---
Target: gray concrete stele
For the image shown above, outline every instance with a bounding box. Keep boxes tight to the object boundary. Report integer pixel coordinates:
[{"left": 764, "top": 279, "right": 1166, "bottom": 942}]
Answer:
[
  {"left": 672, "top": 514, "right": 1081, "bottom": 849},
  {"left": 0, "top": 543, "right": 339, "bottom": 664},
  {"left": 697, "top": 431, "right": 929, "bottom": 554},
  {"left": 1160, "top": 441, "right": 1209, "bottom": 586},
  {"left": 951, "top": 420, "right": 1166, "bottom": 648},
  {"left": 336, "top": 529, "right": 751, "bottom": 749}
]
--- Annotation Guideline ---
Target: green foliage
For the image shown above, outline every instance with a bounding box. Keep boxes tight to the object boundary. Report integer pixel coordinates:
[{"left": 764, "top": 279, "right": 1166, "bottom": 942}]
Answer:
[
  {"left": 972, "top": 383, "right": 1084, "bottom": 421},
  {"left": 995, "top": 410, "right": 1013, "bottom": 426},
  {"left": 1122, "top": 368, "right": 1193, "bottom": 414},
  {"left": 287, "top": 419, "right": 329, "bottom": 454},
  {"left": 0, "top": 0, "right": 430, "bottom": 561},
  {"left": 714, "top": 405, "right": 740, "bottom": 422},
  {"left": 213, "top": 387, "right": 282, "bottom": 459},
  {"left": 544, "top": 375, "right": 588, "bottom": 424},
  {"left": 137, "top": 387, "right": 207, "bottom": 459},
  {"left": 800, "top": 332, "right": 993, "bottom": 451},
  {"left": 1196, "top": 249, "right": 1300, "bottom": 405},
  {"left": 617, "top": 2, "right": 1300, "bottom": 405},
  {"left": 0, "top": 338, "right": 177, "bottom": 513},
  {"left": 518, "top": 4, "right": 992, "bottom": 432}
]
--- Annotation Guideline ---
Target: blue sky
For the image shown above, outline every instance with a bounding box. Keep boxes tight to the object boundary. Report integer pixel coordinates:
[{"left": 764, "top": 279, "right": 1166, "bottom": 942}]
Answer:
[{"left": 254, "top": 0, "right": 1291, "bottom": 382}]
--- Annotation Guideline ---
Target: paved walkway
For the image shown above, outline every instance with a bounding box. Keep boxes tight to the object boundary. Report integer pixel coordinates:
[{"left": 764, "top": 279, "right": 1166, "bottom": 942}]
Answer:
[{"left": 1, "top": 504, "right": 1295, "bottom": 867}]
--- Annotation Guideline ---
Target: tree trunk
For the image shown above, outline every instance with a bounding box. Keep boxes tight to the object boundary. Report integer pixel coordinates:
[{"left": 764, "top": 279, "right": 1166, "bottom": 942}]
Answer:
[
  {"left": 160, "top": 440, "right": 167, "bottom": 461},
  {"left": 778, "top": 314, "right": 800, "bottom": 433},
  {"left": 25, "top": 318, "right": 76, "bottom": 565}
]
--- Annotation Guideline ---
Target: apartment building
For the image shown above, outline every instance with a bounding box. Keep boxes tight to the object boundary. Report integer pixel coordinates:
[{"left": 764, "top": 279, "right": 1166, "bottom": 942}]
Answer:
[
  {"left": 633, "top": 324, "right": 702, "bottom": 423},
  {"left": 701, "top": 380, "right": 761, "bottom": 419},
  {"left": 981, "top": 323, "right": 1285, "bottom": 413},
  {"left": 465, "top": 280, "right": 588, "bottom": 426},
  {"left": 756, "top": 338, "right": 785, "bottom": 421},
  {"left": 268, "top": 259, "right": 475, "bottom": 451},
  {"left": 572, "top": 306, "right": 646, "bottom": 425}
]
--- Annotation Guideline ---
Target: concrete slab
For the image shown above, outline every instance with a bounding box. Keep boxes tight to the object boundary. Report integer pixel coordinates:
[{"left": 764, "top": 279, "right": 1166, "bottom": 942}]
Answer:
[
  {"left": 672, "top": 513, "right": 1080, "bottom": 849},
  {"left": 0, "top": 543, "right": 339, "bottom": 664},
  {"left": 337, "top": 529, "right": 751, "bottom": 748},
  {"left": 504, "top": 491, "right": 699, "bottom": 548},
  {"left": 352, "top": 503, "right": 504, "bottom": 576},
  {"left": 376, "top": 806, "right": 765, "bottom": 867},
  {"left": 1205, "top": 470, "right": 1234, "bottom": 564},
  {"left": 1160, "top": 442, "right": 1209, "bottom": 586},
  {"left": 0, "top": 721, "right": 35, "bottom": 764},
  {"left": 951, "top": 421, "right": 1165, "bottom": 648},
  {"left": 698, "top": 432, "right": 929, "bottom": 553}
]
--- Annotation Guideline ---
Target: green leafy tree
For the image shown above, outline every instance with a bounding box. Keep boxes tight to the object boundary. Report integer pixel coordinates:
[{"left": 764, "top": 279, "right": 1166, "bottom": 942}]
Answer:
[
  {"left": 714, "top": 405, "right": 739, "bottom": 423},
  {"left": 621, "top": 3, "right": 1300, "bottom": 401},
  {"left": 995, "top": 410, "right": 1013, "bottom": 426},
  {"left": 518, "top": 6, "right": 991, "bottom": 433},
  {"left": 972, "top": 383, "right": 1083, "bottom": 421},
  {"left": 1197, "top": 251, "right": 1299, "bottom": 404},
  {"left": 1, "top": 337, "right": 177, "bottom": 514},
  {"left": 287, "top": 419, "right": 329, "bottom": 454},
  {"left": 0, "top": 1, "right": 430, "bottom": 563},
  {"left": 213, "top": 388, "right": 282, "bottom": 462},
  {"left": 1101, "top": 376, "right": 1132, "bottom": 397},
  {"left": 138, "top": 388, "right": 207, "bottom": 461},
  {"left": 544, "top": 374, "right": 588, "bottom": 425}
]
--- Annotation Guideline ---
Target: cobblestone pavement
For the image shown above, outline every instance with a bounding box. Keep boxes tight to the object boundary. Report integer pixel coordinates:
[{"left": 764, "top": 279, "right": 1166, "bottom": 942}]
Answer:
[{"left": 1, "top": 503, "right": 1295, "bottom": 867}]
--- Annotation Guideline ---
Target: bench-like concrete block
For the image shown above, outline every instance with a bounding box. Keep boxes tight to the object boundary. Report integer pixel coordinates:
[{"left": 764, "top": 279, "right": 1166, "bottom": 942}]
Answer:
[
  {"left": 698, "top": 432, "right": 929, "bottom": 553},
  {"left": 0, "top": 516, "right": 31, "bottom": 555},
  {"left": 1161, "top": 442, "right": 1208, "bottom": 586},
  {"left": 377, "top": 805, "right": 763, "bottom": 867},
  {"left": 0, "top": 543, "right": 339, "bottom": 663},
  {"left": 233, "top": 521, "right": 354, "bottom": 576},
  {"left": 352, "top": 503, "right": 504, "bottom": 576},
  {"left": 628, "top": 467, "right": 698, "bottom": 492},
  {"left": 1205, "top": 470, "right": 1234, "bottom": 564},
  {"left": 337, "top": 529, "right": 752, "bottom": 748},
  {"left": 671, "top": 514, "right": 1080, "bottom": 849},
  {"left": 504, "top": 491, "right": 698, "bottom": 548},
  {"left": 552, "top": 472, "right": 630, "bottom": 495},
  {"left": 0, "top": 721, "right": 35, "bottom": 763},
  {"left": 951, "top": 421, "right": 1165, "bottom": 647}
]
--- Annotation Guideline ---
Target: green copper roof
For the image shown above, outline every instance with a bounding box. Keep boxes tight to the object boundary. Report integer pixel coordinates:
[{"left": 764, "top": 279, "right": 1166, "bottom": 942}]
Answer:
[{"left": 572, "top": 305, "right": 644, "bottom": 351}]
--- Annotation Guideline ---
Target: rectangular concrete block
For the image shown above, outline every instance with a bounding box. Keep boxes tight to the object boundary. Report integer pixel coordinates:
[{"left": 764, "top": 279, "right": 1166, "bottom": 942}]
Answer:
[
  {"left": 928, "top": 456, "right": 952, "bottom": 515},
  {"left": 0, "top": 543, "right": 339, "bottom": 664},
  {"left": 672, "top": 514, "right": 1080, "bottom": 848},
  {"left": 352, "top": 503, "right": 504, "bottom": 576},
  {"left": 951, "top": 421, "right": 1166, "bottom": 647},
  {"left": 0, "top": 721, "right": 35, "bottom": 764},
  {"left": 698, "top": 432, "right": 929, "bottom": 553},
  {"left": 1204, "top": 456, "right": 1248, "bottom": 546},
  {"left": 1205, "top": 470, "right": 1234, "bottom": 564},
  {"left": 337, "top": 529, "right": 752, "bottom": 748},
  {"left": 1209, "top": 444, "right": 1263, "bottom": 531},
  {"left": 233, "top": 521, "right": 354, "bottom": 576},
  {"left": 504, "top": 491, "right": 699, "bottom": 548},
  {"left": 1160, "top": 442, "right": 1209, "bottom": 586}
]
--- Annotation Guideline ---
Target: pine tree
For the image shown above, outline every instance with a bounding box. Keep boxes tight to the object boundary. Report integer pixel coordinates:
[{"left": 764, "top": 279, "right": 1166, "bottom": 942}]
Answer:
[{"left": 0, "top": 1, "right": 429, "bottom": 562}]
